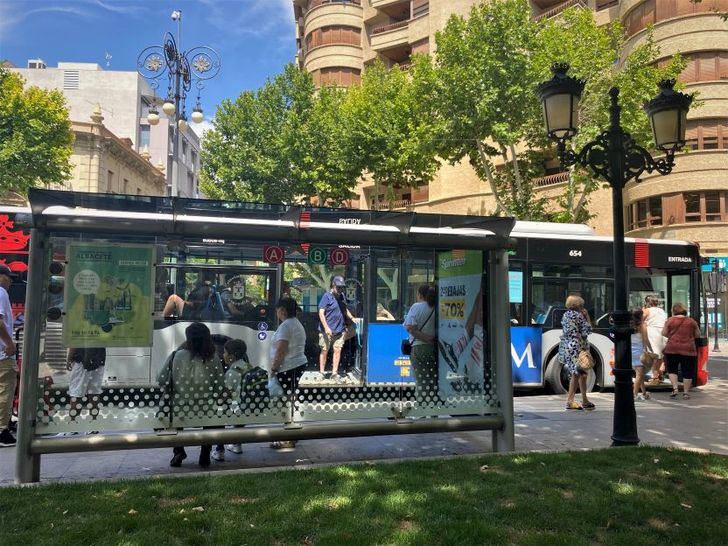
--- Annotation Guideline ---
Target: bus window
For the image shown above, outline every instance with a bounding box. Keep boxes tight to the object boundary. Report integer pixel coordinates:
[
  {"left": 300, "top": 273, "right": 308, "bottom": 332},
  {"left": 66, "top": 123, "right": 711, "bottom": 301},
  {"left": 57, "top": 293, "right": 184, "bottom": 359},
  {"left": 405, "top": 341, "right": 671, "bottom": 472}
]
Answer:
[
  {"left": 509, "top": 263, "right": 524, "bottom": 325},
  {"left": 402, "top": 251, "right": 435, "bottom": 319},
  {"left": 629, "top": 270, "right": 667, "bottom": 311},
  {"left": 670, "top": 274, "right": 691, "bottom": 313},
  {"left": 375, "top": 251, "right": 401, "bottom": 321}
]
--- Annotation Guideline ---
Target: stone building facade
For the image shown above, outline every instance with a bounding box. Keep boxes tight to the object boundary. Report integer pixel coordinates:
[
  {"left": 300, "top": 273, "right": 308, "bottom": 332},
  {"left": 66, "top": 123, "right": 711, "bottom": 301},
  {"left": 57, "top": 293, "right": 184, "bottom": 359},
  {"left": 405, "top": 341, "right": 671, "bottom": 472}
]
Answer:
[{"left": 291, "top": 0, "right": 728, "bottom": 258}]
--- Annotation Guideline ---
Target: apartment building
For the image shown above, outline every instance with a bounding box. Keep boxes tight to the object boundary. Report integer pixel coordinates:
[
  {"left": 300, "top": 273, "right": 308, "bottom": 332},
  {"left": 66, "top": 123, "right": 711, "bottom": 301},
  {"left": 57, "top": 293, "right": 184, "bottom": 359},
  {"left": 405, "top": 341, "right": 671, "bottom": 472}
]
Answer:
[
  {"left": 12, "top": 60, "right": 201, "bottom": 197},
  {"left": 292, "top": 0, "right": 728, "bottom": 259}
]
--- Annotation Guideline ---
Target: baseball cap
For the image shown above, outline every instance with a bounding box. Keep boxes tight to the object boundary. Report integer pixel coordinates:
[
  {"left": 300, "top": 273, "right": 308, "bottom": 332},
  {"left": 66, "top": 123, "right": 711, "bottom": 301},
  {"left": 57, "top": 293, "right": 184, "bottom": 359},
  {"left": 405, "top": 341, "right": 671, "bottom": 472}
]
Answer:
[
  {"left": 332, "top": 275, "right": 346, "bottom": 287},
  {"left": 0, "top": 265, "right": 17, "bottom": 279}
]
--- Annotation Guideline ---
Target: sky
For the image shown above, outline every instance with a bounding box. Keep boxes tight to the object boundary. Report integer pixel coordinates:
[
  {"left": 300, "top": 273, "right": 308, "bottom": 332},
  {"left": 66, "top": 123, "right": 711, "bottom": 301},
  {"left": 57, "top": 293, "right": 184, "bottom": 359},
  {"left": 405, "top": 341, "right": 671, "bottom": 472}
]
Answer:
[{"left": 0, "top": 0, "right": 297, "bottom": 136}]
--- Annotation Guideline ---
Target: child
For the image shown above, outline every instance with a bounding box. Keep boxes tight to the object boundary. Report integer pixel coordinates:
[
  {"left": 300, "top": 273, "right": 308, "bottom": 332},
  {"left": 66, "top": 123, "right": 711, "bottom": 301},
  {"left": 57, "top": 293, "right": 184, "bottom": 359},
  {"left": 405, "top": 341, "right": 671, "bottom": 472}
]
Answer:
[
  {"left": 214, "top": 339, "right": 254, "bottom": 458},
  {"left": 631, "top": 309, "right": 650, "bottom": 401}
]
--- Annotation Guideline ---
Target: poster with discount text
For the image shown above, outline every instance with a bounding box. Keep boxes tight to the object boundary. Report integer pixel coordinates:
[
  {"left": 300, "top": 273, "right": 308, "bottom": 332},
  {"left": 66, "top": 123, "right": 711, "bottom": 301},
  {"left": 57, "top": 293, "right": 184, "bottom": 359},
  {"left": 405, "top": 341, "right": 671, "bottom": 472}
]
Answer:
[
  {"left": 437, "top": 250, "right": 484, "bottom": 398},
  {"left": 63, "top": 243, "right": 154, "bottom": 347}
]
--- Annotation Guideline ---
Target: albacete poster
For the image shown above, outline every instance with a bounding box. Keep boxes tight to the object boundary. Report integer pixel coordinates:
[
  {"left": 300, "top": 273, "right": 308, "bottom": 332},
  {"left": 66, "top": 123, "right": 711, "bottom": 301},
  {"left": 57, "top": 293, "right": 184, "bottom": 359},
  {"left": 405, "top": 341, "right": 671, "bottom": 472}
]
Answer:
[
  {"left": 63, "top": 243, "right": 154, "bottom": 347},
  {"left": 437, "top": 250, "right": 484, "bottom": 398}
]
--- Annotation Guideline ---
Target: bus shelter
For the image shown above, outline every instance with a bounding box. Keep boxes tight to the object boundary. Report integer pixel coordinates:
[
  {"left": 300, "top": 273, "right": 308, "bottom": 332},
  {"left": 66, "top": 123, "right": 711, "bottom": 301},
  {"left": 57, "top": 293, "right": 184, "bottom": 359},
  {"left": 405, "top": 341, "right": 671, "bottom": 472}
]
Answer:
[{"left": 15, "top": 189, "right": 516, "bottom": 483}]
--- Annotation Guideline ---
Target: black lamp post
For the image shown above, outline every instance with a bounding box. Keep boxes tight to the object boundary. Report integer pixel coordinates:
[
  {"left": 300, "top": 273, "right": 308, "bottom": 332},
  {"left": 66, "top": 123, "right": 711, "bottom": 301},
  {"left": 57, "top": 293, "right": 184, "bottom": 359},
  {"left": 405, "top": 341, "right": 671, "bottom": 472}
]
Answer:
[
  {"left": 707, "top": 260, "right": 726, "bottom": 352},
  {"left": 537, "top": 64, "right": 693, "bottom": 446},
  {"left": 137, "top": 9, "right": 221, "bottom": 196}
]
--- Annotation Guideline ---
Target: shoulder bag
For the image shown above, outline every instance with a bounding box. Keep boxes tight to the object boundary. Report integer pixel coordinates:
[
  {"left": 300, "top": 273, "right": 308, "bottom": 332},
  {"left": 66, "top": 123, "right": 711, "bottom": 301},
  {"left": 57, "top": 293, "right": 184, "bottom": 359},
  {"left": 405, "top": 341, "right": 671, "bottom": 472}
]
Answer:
[{"left": 402, "top": 307, "right": 435, "bottom": 356}]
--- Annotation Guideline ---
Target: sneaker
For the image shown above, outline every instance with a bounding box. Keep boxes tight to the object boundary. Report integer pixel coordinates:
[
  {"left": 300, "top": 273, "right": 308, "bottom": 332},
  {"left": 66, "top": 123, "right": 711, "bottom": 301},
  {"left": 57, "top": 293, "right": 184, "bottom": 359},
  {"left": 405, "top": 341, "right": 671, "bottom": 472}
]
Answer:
[
  {"left": 211, "top": 447, "right": 225, "bottom": 462},
  {"left": 226, "top": 443, "right": 243, "bottom": 454},
  {"left": 170, "top": 449, "right": 187, "bottom": 467},
  {"left": 636, "top": 393, "right": 646, "bottom": 402},
  {"left": 53, "top": 431, "right": 79, "bottom": 438},
  {"left": 0, "top": 429, "right": 16, "bottom": 447}
]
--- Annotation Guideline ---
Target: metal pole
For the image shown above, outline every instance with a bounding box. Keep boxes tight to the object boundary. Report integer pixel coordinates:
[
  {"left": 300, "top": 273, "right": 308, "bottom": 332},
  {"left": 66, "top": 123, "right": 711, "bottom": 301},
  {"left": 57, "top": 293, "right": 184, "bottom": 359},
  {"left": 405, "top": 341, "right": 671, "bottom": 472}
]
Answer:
[
  {"left": 491, "top": 249, "right": 515, "bottom": 452},
  {"left": 15, "top": 229, "right": 49, "bottom": 484},
  {"left": 608, "top": 88, "right": 639, "bottom": 447},
  {"left": 30, "top": 415, "right": 505, "bottom": 455},
  {"left": 170, "top": 66, "right": 181, "bottom": 198},
  {"left": 712, "top": 262, "right": 721, "bottom": 352}
]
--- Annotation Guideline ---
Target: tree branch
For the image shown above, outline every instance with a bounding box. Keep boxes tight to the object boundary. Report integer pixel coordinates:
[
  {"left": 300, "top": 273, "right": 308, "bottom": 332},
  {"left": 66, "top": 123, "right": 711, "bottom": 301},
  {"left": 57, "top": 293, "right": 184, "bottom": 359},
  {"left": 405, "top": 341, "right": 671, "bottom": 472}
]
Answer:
[{"left": 476, "top": 139, "right": 510, "bottom": 216}]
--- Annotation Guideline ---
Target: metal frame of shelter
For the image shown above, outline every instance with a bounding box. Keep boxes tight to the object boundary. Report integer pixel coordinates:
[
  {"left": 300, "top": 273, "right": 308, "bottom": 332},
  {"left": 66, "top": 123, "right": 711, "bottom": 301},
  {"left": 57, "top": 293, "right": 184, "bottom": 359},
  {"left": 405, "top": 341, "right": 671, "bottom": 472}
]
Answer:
[{"left": 15, "top": 189, "right": 516, "bottom": 484}]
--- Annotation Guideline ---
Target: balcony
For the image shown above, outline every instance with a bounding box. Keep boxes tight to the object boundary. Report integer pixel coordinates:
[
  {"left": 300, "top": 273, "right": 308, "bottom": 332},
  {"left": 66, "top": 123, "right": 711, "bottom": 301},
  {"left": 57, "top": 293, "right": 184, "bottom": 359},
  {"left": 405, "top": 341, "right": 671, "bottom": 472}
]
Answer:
[
  {"left": 370, "top": 19, "right": 409, "bottom": 51},
  {"left": 370, "top": 0, "right": 407, "bottom": 8},
  {"left": 533, "top": 0, "right": 587, "bottom": 21},
  {"left": 533, "top": 171, "right": 569, "bottom": 187}
]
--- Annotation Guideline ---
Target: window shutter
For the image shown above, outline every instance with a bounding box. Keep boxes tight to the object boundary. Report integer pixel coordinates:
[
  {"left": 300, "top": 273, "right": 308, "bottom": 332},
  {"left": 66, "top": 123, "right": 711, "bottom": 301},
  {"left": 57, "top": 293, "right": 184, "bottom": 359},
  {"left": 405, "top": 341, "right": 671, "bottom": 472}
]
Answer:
[
  {"left": 719, "top": 52, "right": 728, "bottom": 80},
  {"left": 676, "top": 0, "right": 694, "bottom": 16},
  {"left": 698, "top": 52, "right": 718, "bottom": 81},
  {"left": 63, "top": 70, "right": 80, "bottom": 90},
  {"left": 681, "top": 55, "right": 697, "bottom": 83},
  {"left": 656, "top": 0, "right": 677, "bottom": 19},
  {"left": 662, "top": 194, "right": 685, "bottom": 225}
]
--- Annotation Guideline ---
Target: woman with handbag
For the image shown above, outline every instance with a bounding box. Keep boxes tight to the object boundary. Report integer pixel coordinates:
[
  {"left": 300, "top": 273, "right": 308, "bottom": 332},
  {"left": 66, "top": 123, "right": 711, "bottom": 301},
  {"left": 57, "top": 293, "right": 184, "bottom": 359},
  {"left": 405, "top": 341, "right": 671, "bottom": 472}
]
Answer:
[
  {"left": 559, "top": 295, "right": 595, "bottom": 411},
  {"left": 404, "top": 285, "right": 438, "bottom": 405},
  {"left": 661, "top": 303, "right": 700, "bottom": 400}
]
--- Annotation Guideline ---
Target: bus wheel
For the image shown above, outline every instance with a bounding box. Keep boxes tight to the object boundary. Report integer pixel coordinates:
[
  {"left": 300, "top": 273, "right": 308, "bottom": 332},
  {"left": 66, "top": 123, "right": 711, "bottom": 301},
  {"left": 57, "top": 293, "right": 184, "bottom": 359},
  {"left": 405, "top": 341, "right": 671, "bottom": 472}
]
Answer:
[{"left": 545, "top": 354, "right": 597, "bottom": 394}]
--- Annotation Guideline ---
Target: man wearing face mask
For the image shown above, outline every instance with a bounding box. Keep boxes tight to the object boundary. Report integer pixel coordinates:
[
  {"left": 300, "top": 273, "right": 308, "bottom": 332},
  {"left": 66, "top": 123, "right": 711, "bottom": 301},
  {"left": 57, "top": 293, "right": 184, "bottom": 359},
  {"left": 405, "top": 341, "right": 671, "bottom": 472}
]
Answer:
[{"left": 317, "top": 275, "right": 355, "bottom": 382}]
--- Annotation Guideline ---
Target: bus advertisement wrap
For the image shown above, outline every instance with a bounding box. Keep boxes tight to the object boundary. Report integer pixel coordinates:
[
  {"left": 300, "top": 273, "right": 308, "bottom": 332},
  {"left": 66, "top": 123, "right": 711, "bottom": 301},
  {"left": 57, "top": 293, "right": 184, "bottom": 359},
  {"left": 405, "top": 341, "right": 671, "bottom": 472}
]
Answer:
[
  {"left": 63, "top": 243, "right": 155, "bottom": 347},
  {"left": 510, "top": 326, "right": 542, "bottom": 385},
  {"left": 437, "top": 250, "right": 484, "bottom": 398}
]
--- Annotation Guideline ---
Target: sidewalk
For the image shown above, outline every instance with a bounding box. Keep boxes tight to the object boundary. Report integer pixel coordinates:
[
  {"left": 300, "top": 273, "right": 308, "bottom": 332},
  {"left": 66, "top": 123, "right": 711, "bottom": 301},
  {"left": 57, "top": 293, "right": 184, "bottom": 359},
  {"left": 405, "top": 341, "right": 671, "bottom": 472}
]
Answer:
[{"left": 1, "top": 365, "right": 726, "bottom": 485}]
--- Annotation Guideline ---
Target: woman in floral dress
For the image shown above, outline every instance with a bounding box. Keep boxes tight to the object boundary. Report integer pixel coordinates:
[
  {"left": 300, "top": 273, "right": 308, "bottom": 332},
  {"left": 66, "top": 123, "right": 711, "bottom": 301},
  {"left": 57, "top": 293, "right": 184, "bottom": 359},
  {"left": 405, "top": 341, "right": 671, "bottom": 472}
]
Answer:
[{"left": 559, "top": 295, "right": 595, "bottom": 410}]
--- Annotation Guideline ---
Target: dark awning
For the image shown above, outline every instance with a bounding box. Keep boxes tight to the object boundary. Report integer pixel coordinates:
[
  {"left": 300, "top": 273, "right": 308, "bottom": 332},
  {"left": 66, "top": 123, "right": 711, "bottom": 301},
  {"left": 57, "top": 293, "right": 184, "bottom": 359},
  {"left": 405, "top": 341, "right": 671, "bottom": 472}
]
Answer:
[{"left": 27, "top": 189, "right": 516, "bottom": 251}]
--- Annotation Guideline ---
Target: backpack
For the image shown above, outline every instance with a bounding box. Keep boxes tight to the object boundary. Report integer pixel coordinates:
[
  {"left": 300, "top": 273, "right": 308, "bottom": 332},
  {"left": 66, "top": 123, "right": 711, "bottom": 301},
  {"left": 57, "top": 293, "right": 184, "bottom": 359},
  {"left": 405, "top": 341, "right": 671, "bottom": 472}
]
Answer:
[{"left": 199, "top": 288, "right": 225, "bottom": 321}]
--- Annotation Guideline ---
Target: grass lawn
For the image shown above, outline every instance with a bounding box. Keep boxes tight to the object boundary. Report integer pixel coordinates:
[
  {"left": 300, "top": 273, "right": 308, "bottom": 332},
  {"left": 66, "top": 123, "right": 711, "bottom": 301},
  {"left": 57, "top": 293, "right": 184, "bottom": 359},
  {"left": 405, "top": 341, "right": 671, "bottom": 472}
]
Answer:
[{"left": 0, "top": 447, "right": 726, "bottom": 545}]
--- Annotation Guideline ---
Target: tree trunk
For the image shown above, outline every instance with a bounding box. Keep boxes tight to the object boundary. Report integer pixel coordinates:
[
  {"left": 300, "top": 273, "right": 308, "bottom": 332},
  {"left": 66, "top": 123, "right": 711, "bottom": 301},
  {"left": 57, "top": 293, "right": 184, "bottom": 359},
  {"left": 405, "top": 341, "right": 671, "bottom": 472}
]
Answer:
[{"left": 475, "top": 139, "right": 510, "bottom": 216}]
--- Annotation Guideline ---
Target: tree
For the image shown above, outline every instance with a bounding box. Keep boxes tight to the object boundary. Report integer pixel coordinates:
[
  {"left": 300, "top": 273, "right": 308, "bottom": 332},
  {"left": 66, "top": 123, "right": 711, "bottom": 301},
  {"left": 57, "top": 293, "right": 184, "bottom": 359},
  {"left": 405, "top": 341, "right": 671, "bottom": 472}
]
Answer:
[
  {"left": 432, "top": 0, "right": 685, "bottom": 221},
  {"left": 200, "top": 64, "right": 314, "bottom": 203},
  {"left": 200, "top": 64, "right": 360, "bottom": 206},
  {"left": 0, "top": 68, "right": 73, "bottom": 194},
  {"left": 533, "top": 8, "right": 686, "bottom": 222},
  {"left": 341, "top": 59, "right": 441, "bottom": 209}
]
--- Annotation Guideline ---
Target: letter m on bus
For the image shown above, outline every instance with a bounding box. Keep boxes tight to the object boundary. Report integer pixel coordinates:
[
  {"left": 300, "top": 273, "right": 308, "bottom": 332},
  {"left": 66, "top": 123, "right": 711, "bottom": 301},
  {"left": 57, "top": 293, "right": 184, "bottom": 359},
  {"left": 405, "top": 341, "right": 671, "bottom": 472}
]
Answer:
[{"left": 510, "top": 326, "right": 542, "bottom": 385}]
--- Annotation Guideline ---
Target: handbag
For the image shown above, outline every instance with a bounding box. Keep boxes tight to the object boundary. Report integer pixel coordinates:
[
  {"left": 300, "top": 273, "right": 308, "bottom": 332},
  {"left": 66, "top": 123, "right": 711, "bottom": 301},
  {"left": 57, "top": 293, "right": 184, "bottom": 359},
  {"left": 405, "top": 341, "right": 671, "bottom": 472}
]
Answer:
[
  {"left": 577, "top": 342, "right": 594, "bottom": 371},
  {"left": 402, "top": 307, "right": 435, "bottom": 356}
]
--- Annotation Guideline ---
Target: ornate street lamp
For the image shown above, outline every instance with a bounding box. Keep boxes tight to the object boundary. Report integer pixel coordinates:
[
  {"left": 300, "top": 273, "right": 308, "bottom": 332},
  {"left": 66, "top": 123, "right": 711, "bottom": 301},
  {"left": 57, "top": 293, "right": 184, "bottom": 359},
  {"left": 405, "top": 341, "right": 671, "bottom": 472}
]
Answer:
[
  {"left": 137, "top": 9, "right": 221, "bottom": 196},
  {"left": 537, "top": 64, "right": 692, "bottom": 446}
]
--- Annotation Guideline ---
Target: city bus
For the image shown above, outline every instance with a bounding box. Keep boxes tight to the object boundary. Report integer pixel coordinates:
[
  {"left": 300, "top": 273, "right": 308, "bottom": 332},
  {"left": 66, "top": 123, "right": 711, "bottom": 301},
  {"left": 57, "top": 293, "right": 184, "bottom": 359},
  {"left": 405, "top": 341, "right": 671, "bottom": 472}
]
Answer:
[
  {"left": 508, "top": 221, "right": 708, "bottom": 393},
  {"left": 2, "top": 205, "right": 709, "bottom": 398}
]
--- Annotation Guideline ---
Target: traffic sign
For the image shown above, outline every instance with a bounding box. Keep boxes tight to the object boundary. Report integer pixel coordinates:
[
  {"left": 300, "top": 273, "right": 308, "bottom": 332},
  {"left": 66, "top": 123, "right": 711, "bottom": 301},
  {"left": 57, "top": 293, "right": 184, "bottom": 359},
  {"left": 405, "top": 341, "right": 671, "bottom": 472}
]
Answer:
[
  {"left": 263, "top": 245, "right": 285, "bottom": 264},
  {"left": 308, "top": 245, "right": 327, "bottom": 265},
  {"left": 330, "top": 247, "right": 350, "bottom": 266}
]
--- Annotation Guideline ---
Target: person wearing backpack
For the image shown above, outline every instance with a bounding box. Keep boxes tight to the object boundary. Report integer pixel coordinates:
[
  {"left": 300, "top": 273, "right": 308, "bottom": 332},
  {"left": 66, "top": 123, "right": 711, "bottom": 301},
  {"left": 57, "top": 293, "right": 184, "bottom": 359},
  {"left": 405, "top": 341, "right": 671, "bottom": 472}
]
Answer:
[
  {"left": 661, "top": 303, "right": 700, "bottom": 400},
  {"left": 404, "top": 285, "right": 438, "bottom": 404}
]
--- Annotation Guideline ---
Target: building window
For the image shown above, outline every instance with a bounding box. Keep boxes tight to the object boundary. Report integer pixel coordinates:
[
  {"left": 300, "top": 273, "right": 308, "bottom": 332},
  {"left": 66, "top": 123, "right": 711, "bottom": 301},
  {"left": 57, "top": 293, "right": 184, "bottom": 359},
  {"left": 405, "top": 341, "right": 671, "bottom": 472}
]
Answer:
[
  {"left": 412, "top": 0, "right": 429, "bottom": 18},
  {"left": 683, "top": 118, "right": 728, "bottom": 151},
  {"left": 107, "top": 170, "right": 115, "bottom": 193},
  {"left": 629, "top": 196, "right": 662, "bottom": 229},
  {"left": 705, "top": 192, "right": 723, "bottom": 222},
  {"left": 305, "top": 25, "right": 361, "bottom": 51},
  {"left": 191, "top": 150, "right": 198, "bottom": 170},
  {"left": 139, "top": 125, "right": 150, "bottom": 149},
  {"left": 187, "top": 173, "right": 194, "bottom": 195},
  {"left": 182, "top": 139, "right": 188, "bottom": 160},
  {"left": 313, "top": 67, "right": 361, "bottom": 87},
  {"left": 684, "top": 192, "right": 701, "bottom": 222},
  {"left": 123, "top": 178, "right": 129, "bottom": 194}
]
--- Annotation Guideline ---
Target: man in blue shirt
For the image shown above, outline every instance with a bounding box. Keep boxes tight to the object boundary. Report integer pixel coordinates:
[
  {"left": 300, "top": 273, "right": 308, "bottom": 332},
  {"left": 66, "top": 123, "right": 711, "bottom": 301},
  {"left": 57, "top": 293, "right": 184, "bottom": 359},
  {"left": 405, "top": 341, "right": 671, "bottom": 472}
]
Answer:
[{"left": 318, "top": 275, "right": 355, "bottom": 381}]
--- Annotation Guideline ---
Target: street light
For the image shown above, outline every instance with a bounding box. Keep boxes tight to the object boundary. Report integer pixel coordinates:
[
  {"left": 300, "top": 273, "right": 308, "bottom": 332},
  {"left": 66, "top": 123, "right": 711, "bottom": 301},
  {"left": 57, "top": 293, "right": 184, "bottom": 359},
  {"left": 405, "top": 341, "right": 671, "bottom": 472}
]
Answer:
[
  {"left": 707, "top": 260, "right": 727, "bottom": 352},
  {"left": 537, "top": 64, "right": 692, "bottom": 447},
  {"left": 137, "top": 9, "right": 221, "bottom": 196}
]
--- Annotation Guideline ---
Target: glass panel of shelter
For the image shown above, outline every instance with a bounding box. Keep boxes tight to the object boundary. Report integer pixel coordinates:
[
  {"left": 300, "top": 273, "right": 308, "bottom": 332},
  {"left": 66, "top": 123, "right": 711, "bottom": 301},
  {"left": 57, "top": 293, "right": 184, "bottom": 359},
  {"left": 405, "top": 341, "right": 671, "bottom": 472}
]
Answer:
[{"left": 34, "top": 235, "right": 499, "bottom": 435}]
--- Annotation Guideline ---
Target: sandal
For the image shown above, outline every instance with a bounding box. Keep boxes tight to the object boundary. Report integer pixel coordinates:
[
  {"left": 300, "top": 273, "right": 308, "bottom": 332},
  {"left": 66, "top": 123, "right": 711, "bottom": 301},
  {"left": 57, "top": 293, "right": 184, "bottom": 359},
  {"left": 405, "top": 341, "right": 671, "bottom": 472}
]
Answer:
[
  {"left": 566, "top": 401, "right": 583, "bottom": 411},
  {"left": 682, "top": 393, "right": 690, "bottom": 400},
  {"left": 669, "top": 390, "right": 679, "bottom": 398},
  {"left": 581, "top": 402, "right": 595, "bottom": 410}
]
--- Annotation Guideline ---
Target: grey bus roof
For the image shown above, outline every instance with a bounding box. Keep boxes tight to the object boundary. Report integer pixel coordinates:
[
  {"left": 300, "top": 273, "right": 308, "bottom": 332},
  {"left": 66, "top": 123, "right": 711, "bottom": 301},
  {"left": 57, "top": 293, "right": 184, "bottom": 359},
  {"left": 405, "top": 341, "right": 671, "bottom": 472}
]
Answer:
[{"left": 26, "top": 189, "right": 516, "bottom": 251}]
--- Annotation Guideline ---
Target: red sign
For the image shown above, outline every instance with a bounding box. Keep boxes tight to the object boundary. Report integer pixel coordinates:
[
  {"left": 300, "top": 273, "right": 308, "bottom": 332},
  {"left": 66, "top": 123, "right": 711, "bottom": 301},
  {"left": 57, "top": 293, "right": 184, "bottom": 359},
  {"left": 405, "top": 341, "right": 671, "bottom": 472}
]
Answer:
[
  {"left": 263, "top": 245, "right": 285, "bottom": 264},
  {"left": 634, "top": 239, "right": 650, "bottom": 268},
  {"left": 330, "top": 247, "right": 350, "bottom": 266}
]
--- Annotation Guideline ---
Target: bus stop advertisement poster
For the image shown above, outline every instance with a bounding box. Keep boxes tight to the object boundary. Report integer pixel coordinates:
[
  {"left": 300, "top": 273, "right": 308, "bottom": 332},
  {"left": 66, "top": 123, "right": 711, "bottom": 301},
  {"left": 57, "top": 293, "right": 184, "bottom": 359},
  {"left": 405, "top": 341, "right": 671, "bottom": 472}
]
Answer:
[
  {"left": 437, "top": 250, "right": 484, "bottom": 398},
  {"left": 63, "top": 242, "right": 154, "bottom": 347}
]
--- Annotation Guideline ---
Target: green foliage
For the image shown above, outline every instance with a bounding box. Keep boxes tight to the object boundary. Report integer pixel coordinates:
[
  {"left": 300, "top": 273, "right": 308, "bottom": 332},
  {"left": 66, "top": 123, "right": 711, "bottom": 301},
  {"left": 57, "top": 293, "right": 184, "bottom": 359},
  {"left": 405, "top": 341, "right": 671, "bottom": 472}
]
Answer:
[
  {"left": 0, "top": 448, "right": 726, "bottom": 544},
  {"left": 0, "top": 68, "right": 73, "bottom": 194},
  {"left": 341, "top": 58, "right": 441, "bottom": 208},
  {"left": 432, "top": 1, "right": 687, "bottom": 222}
]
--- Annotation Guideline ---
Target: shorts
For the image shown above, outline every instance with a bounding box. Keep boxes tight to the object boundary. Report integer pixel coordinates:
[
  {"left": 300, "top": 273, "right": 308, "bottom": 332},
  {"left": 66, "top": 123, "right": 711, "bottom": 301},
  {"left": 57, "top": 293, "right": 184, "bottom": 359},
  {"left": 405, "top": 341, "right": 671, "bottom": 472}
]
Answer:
[
  {"left": 68, "top": 362, "right": 105, "bottom": 398},
  {"left": 664, "top": 353, "right": 696, "bottom": 381},
  {"left": 319, "top": 326, "right": 354, "bottom": 351}
]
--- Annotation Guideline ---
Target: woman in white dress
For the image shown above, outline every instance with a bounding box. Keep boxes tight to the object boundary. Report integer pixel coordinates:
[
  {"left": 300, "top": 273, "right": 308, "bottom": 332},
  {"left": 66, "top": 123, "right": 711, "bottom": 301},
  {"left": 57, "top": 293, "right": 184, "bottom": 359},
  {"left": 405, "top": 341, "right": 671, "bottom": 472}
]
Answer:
[{"left": 642, "top": 295, "right": 667, "bottom": 385}]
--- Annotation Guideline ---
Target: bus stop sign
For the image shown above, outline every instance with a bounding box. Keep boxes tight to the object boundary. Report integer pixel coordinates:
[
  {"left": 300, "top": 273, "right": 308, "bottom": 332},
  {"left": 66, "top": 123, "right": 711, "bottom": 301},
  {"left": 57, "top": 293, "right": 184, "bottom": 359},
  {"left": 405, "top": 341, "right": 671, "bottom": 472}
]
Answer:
[
  {"left": 330, "top": 248, "right": 350, "bottom": 266},
  {"left": 308, "top": 246, "right": 327, "bottom": 265},
  {"left": 263, "top": 245, "right": 285, "bottom": 264}
]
